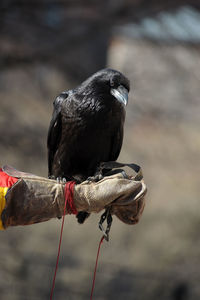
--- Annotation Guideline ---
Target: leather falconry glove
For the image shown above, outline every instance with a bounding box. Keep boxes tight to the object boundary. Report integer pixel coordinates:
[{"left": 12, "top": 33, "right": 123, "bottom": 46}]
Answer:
[{"left": 0, "top": 163, "right": 147, "bottom": 230}]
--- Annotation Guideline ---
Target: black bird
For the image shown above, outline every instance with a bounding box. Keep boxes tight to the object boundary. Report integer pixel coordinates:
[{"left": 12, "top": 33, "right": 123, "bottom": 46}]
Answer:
[{"left": 47, "top": 68, "right": 130, "bottom": 223}]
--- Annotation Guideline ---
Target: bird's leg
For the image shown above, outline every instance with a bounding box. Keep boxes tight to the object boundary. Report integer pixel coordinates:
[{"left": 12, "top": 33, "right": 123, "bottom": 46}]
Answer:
[
  {"left": 86, "top": 163, "right": 105, "bottom": 183},
  {"left": 86, "top": 174, "right": 103, "bottom": 183}
]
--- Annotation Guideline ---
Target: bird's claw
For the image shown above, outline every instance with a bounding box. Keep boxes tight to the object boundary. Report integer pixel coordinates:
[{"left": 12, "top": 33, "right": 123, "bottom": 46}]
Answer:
[
  {"left": 85, "top": 163, "right": 107, "bottom": 183},
  {"left": 56, "top": 177, "right": 67, "bottom": 184},
  {"left": 86, "top": 174, "right": 103, "bottom": 183}
]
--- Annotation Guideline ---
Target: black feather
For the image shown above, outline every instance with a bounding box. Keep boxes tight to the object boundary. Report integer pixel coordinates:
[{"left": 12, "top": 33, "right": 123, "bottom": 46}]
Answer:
[{"left": 47, "top": 68, "right": 130, "bottom": 222}]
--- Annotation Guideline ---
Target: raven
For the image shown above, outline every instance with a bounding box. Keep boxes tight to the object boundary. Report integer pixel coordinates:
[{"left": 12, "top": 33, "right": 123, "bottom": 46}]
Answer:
[{"left": 47, "top": 68, "right": 130, "bottom": 223}]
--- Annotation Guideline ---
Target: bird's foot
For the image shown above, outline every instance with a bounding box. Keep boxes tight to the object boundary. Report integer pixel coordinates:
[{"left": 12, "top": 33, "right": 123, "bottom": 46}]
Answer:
[
  {"left": 56, "top": 177, "right": 67, "bottom": 184},
  {"left": 85, "top": 163, "right": 106, "bottom": 183},
  {"left": 48, "top": 175, "right": 68, "bottom": 183},
  {"left": 86, "top": 173, "right": 103, "bottom": 183}
]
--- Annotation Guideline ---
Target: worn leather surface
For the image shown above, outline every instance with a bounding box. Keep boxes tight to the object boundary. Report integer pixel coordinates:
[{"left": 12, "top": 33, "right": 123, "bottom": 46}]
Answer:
[
  {"left": 1, "top": 176, "right": 65, "bottom": 228},
  {"left": 1, "top": 163, "right": 147, "bottom": 228},
  {"left": 110, "top": 181, "right": 146, "bottom": 225},
  {"left": 74, "top": 162, "right": 147, "bottom": 224},
  {"left": 2, "top": 165, "right": 42, "bottom": 179}
]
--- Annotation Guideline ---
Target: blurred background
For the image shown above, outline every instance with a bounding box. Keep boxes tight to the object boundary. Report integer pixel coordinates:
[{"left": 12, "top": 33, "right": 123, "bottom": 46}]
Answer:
[{"left": 0, "top": 0, "right": 200, "bottom": 299}]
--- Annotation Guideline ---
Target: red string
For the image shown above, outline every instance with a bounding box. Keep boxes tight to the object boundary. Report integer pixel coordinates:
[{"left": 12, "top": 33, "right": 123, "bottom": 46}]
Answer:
[
  {"left": 50, "top": 181, "right": 77, "bottom": 300},
  {"left": 90, "top": 236, "right": 105, "bottom": 300},
  {"left": 50, "top": 197, "right": 67, "bottom": 300},
  {"left": 50, "top": 181, "right": 104, "bottom": 300},
  {"left": 65, "top": 181, "right": 77, "bottom": 215}
]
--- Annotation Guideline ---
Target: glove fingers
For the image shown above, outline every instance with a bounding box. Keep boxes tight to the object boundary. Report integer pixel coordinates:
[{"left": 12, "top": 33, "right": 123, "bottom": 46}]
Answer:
[{"left": 111, "top": 193, "right": 146, "bottom": 225}]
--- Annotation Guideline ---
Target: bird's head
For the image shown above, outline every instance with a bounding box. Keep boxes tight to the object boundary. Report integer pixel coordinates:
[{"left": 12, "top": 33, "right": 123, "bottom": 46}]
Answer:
[{"left": 81, "top": 68, "right": 130, "bottom": 107}]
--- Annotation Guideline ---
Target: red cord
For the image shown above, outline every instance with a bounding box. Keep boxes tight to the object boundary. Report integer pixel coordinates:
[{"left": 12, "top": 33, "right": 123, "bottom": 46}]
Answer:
[
  {"left": 50, "top": 181, "right": 76, "bottom": 300},
  {"left": 50, "top": 197, "right": 67, "bottom": 300},
  {"left": 90, "top": 236, "right": 104, "bottom": 300},
  {"left": 50, "top": 181, "right": 104, "bottom": 300},
  {"left": 65, "top": 181, "right": 77, "bottom": 215}
]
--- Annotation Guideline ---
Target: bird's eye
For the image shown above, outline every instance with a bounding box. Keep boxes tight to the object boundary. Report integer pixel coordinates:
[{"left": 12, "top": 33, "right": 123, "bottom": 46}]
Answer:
[{"left": 110, "top": 79, "right": 115, "bottom": 87}]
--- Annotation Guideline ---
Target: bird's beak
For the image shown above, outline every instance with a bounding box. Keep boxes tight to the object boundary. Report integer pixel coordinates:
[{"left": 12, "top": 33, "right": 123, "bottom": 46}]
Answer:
[{"left": 111, "top": 85, "right": 129, "bottom": 106}]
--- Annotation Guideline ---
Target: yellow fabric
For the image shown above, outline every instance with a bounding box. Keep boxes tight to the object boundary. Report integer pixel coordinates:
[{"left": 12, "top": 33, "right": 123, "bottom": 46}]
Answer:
[{"left": 0, "top": 187, "right": 8, "bottom": 230}]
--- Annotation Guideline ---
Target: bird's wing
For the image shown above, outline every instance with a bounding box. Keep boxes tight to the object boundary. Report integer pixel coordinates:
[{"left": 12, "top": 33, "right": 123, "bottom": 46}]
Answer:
[
  {"left": 109, "top": 121, "right": 124, "bottom": 162},
  {"left": 47, "top": 91, "right": 68, "bottom": 176}
]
